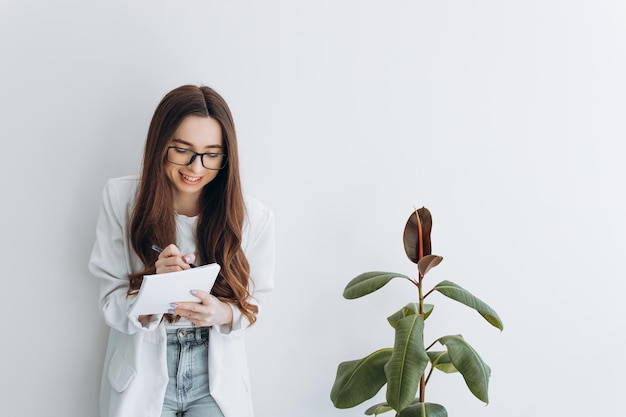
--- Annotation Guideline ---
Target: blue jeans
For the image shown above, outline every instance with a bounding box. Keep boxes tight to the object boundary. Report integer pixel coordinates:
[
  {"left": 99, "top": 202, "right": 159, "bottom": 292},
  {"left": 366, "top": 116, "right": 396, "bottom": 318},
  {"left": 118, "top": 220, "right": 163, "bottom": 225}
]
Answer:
[{"left": 161, "top": 328, "right": 224, "bottom": 417}]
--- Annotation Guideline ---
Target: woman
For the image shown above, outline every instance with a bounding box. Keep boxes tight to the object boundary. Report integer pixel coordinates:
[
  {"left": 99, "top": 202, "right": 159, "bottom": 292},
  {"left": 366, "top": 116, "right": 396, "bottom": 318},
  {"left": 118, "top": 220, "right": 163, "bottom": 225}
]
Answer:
[{"left": 88, "top": 85, "right": 275, "bottom": 417}]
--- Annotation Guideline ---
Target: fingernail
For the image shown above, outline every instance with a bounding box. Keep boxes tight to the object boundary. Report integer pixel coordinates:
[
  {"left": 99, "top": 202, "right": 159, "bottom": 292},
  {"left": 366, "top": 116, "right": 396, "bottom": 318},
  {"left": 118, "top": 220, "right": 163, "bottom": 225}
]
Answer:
[
  {"left": 167, "top": 309, "right": 175, "bottom": 315},
  {"left": 190, "top": 289, "right": 197, "bottom": 295},
  {"left": 170, "top": 303, "right": 178, "bottom": 308},
  {"left": 184, "top": 256, "right": 191, "bottom": 263}
]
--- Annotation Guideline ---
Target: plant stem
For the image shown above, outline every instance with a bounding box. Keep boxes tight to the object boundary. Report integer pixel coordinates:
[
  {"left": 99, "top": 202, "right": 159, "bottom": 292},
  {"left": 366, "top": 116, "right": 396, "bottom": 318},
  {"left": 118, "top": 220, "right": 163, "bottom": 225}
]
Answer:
[
  {"left": 418, "top": 270, "right": 426, "bottom": 402},
  {"left": 424, "top": 364, "right": 435, "bottom": 386},
  {"left": 418, "top": 275, "right": 423, "bottom": 315},
  {"left": 423, "top": 288, "right": 435, "bottom": 299},
  {"left": 424, "top": 352, "right": 444, "bottom": 386}
]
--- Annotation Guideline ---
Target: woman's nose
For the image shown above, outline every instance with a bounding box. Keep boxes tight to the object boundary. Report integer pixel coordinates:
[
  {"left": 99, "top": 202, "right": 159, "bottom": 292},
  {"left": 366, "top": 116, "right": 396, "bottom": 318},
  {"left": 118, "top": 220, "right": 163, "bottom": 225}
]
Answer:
[{"left": 189, "top": 155, "right": 205, "bottom": 172}]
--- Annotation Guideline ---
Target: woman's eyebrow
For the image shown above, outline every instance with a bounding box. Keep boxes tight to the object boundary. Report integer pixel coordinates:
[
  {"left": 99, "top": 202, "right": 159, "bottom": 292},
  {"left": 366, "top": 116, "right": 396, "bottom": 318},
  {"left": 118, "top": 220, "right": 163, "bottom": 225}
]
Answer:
[{"left": 171, "top": 138, "right": 224, "bottom": 149}]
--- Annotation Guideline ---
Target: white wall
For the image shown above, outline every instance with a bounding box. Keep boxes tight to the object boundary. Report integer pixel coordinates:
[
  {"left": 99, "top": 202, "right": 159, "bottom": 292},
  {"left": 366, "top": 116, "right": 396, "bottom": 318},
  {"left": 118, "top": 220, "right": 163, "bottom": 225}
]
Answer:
[{"left": 1, "top": 1, "right": 624, "bottom": 416}]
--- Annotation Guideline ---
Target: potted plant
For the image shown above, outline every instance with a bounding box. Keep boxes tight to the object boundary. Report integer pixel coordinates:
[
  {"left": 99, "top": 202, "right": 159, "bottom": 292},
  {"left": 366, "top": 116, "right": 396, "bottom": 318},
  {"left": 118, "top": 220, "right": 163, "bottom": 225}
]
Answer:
[{"left": 330, "top": 207, "right": 503, "bottom": 416}]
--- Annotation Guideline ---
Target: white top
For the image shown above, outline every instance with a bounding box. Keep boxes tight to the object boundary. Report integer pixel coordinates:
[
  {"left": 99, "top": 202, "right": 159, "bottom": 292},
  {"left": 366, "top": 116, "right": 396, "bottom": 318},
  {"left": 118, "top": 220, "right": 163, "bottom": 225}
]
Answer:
[
  {"left": 88, "top": 175, "right": 275, "bottom": 417},
  {"left": 167, "top": 212, "right": 198, "bottom": 329}
]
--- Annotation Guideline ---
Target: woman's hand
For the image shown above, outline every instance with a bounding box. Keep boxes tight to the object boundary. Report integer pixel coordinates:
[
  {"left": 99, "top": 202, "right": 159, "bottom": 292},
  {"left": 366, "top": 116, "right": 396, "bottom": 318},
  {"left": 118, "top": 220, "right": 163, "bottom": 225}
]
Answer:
[
  {"left": 155, "top": 243, "right": 195, "bottom": 273},
  {"left": 169, "top": 290, "right": 234, "bottom": 327}
]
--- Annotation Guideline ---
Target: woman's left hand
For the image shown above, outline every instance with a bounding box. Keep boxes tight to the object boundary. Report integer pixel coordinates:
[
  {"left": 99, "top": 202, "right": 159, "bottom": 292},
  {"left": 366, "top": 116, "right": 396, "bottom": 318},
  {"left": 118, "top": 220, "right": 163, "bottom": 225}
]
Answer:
[{"left": 169, "top": 290, "right": 233, "bottom": 327}]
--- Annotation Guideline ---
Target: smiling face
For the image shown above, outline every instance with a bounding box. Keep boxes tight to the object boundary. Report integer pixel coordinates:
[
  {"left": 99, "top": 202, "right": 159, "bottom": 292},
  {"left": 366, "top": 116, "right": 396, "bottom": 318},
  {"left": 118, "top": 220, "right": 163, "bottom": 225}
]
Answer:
[{"left": 165, "top": 115, "right": 224, "bottom": 215}]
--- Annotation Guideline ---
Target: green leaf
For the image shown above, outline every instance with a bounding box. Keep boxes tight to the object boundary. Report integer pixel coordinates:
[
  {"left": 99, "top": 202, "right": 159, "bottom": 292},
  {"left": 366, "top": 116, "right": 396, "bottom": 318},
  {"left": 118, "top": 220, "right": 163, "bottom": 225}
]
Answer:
[
  {"left": 397, "top": 402, "right": 448, "bottom": 417},
  {"left": 384, "top": 314, "right": 429, "bottom": 411},
  {"left": 403, "top": 207, "right": 433, "bottom": 263},
  {"left": 438, "top": 335, "right": 491, "bottom": 403},
  {"left": 388, "top": 304, "right": 433, "bottom": 329},
  {"left": 364, "top": 402, "right": 395, "bottom": 415},
  {"left": 433, "top": 280, "right": 504, "bottom": 331},
  {"left": 423, "top": 303, "right": 434, "bottom": 320},
  {"left": 387, "top": 303, "right": 419, "bottom": 328},
  {"left": 417, "top": 255, "right": 443, "bottom": 277},
  {"left": 343, "top": 271, "right": 412, "bottom": 299},
  {"left": 426, "top": 351, "right": 457, "bottom": 373},
  {"left": 367, "top": 399, "right": 423, "bottom": 415},
  {"left": 330, "top": 349, "right": 393, "bottom": 408}
]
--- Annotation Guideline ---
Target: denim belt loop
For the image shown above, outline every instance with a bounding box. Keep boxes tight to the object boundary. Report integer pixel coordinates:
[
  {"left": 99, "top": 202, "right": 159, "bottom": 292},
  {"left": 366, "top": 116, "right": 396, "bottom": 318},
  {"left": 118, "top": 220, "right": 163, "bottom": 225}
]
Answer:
[{"left": 166, "top": 327, "right": 208, "bottom": 344}]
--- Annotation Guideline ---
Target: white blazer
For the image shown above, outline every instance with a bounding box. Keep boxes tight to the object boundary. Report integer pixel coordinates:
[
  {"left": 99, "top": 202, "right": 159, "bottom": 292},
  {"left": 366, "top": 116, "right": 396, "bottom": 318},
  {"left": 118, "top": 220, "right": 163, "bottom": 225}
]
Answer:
[{"left": 88, "top": 176, "right": 275, "bottom": 417}]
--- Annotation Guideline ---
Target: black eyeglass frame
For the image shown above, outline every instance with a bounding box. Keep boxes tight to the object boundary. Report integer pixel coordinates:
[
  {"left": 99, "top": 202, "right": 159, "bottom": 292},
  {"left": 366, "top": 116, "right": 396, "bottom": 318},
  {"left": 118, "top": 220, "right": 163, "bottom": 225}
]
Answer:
[{"left": 166, "top": 146, "right": 228, "bottom": 170}]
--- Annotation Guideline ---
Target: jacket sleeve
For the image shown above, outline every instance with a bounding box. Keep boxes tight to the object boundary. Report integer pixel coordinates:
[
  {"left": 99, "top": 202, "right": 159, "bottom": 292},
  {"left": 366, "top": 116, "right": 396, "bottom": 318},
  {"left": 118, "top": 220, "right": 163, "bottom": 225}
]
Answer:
[
  {"left": 88, "top": 179, "right": 163, "bottom": 334},
  {"left": 213, "top": 203, "right": 276, "bottom": 336}
]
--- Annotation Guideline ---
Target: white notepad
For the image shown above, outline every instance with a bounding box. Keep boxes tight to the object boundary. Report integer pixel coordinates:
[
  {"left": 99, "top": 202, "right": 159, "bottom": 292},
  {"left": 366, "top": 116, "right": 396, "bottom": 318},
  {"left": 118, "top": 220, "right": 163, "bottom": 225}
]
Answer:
[{"left": 129, "top": 263, "right": 221, "bottom": 316}]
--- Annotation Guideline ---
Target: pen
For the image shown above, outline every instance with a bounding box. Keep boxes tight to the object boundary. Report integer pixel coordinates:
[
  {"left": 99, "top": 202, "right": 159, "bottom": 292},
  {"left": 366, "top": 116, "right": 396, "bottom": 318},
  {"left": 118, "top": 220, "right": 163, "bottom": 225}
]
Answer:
[{"left": 150, "top": 244, "right": 196, "bottom": 268}]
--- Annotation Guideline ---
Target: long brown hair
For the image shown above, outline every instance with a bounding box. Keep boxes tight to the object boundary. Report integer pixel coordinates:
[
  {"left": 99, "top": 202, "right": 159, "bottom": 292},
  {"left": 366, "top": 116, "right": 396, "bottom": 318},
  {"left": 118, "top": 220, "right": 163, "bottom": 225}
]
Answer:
[{"left": 127, "top": 85, "right": 257, "bottom": 325}]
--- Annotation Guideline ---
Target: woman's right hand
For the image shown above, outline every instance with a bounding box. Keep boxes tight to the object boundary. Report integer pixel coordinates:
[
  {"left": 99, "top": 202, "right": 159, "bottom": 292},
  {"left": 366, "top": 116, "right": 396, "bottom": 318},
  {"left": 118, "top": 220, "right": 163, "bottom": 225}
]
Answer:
[{"left": 155, "top": 243, "right": 196, "bottom": 273}]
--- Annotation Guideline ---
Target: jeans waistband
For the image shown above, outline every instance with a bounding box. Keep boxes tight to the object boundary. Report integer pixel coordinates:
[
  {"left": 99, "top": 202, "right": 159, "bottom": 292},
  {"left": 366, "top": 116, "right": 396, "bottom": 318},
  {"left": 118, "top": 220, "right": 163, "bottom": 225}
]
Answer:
[{"left": 166, "top": 327, "right": 210, "bottom": 344}]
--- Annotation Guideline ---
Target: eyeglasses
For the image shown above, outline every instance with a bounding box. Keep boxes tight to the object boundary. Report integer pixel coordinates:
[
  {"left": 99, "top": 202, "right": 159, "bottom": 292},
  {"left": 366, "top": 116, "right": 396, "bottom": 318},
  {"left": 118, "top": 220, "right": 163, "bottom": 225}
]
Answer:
[{"left": 166, "top": 146, "right": 228, "bottom": 170}]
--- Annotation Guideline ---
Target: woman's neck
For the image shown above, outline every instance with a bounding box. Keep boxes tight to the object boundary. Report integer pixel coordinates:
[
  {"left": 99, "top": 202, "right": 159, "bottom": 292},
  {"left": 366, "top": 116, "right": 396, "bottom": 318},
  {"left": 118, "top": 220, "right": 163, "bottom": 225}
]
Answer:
[{"left": 173, "top": 193, "right": 201, "bottom": 217}]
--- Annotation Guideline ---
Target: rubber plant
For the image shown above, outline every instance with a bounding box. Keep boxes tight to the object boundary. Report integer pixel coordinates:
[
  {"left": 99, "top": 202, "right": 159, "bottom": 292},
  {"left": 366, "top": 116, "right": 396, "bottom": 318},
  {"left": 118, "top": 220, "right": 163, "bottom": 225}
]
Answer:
[{"left": 330, "top": 207, "right": 503, "bottom": 417}]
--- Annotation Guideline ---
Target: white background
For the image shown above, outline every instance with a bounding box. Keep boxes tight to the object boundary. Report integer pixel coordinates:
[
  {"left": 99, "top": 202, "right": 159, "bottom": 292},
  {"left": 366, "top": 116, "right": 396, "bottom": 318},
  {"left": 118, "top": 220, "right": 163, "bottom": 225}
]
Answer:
[{"left": 1, "top": 1, "right": 624, "bottom": 416}]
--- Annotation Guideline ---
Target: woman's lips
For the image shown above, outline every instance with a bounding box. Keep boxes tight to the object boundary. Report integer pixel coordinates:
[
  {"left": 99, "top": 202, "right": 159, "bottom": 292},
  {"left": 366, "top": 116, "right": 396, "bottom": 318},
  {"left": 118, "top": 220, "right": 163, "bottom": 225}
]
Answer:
[{"left": 180, "top": 173, "right": 202, "bottom": 184}]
